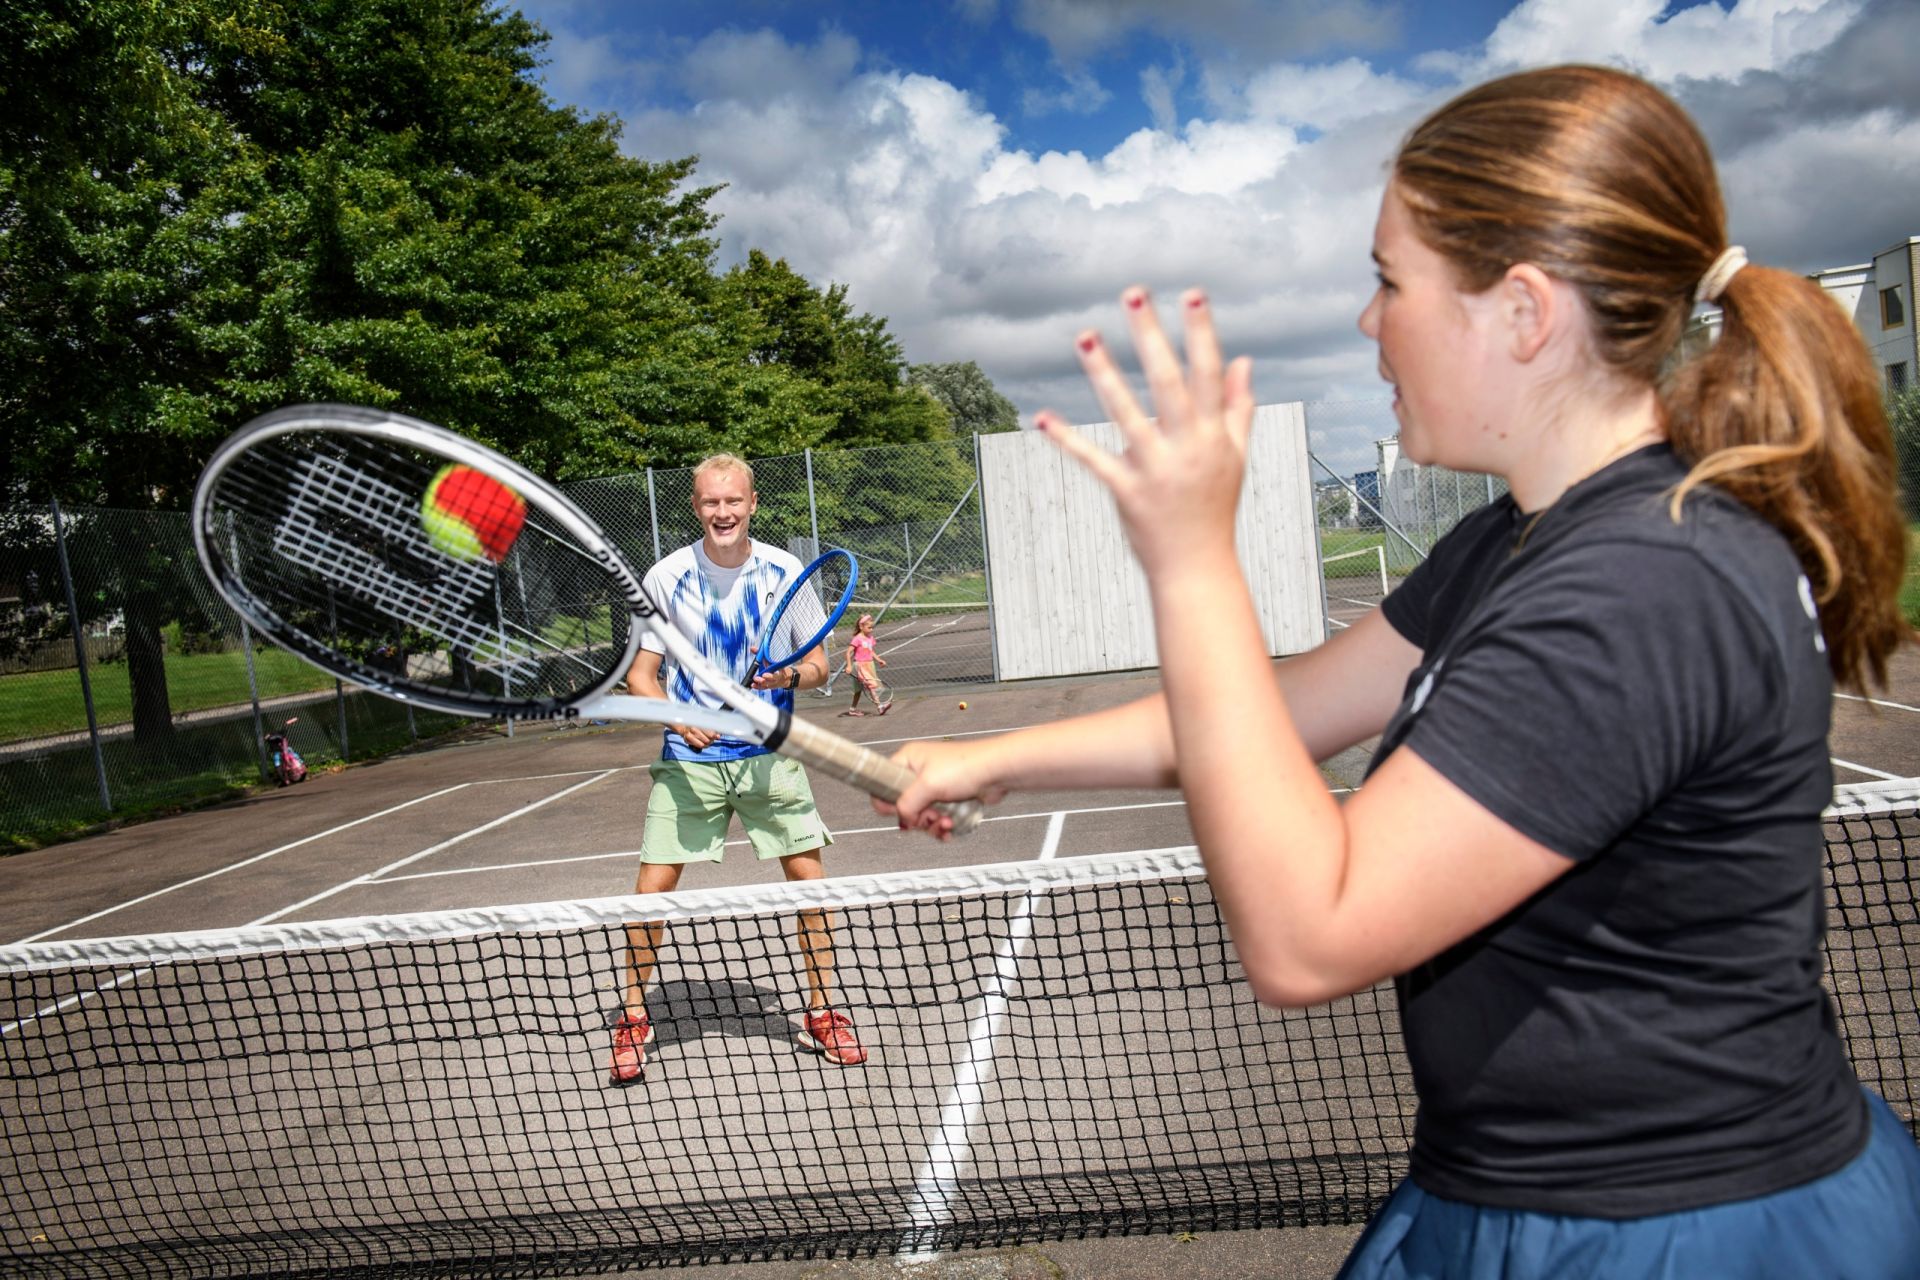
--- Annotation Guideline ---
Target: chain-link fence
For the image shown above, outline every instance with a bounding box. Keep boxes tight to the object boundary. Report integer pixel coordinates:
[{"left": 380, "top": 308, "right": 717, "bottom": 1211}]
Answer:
[
  {"left": 5, "top": 400, "right": 1917, "bottom": 851},
  {"left": 1304, "top": 400, "right": 1510, "bottom": 629},
  {"left": 566, "top": 436, "right": 993, "bottom": 701},
  {"left": 0, "top": 503, "right": 468, "bottom": 852},
  {"left": 1307, "top": 394, "right": 1920, "bottom": 636}
]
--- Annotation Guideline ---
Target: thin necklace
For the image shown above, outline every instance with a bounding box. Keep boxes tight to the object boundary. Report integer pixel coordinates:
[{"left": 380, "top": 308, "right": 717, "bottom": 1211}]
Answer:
[{"left": 1510, "top": 430, "right": 1665, "bottom": 556}]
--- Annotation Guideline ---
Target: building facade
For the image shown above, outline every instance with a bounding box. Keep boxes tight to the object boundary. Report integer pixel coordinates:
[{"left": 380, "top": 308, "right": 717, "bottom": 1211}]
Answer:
[{"left": 1686, "top": 235, "right": 1918, "bottom": 397}]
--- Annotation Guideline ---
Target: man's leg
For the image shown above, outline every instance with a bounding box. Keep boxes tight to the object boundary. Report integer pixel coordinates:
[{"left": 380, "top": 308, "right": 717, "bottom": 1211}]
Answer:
[
  {"left": 781, "top": 849, "right": 867, "bottom": 1065},
  {"left": 610, "top": 860, "right": 683, "bottom": 1087},
  {"left": 779, "top": 850, "right": 832, "bottom": 1010},
  {"left": 612, "top": 759, "right": 726, "bottom": 1086},
  {"left": 622, "top": 860, "right": 685, "bottom": 1017}
]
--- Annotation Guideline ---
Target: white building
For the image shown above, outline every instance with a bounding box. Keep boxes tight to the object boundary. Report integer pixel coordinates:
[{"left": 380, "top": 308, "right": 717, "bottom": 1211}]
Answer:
[{"left": 1690, "top": 235, "right": 1917, "bottom": 396}]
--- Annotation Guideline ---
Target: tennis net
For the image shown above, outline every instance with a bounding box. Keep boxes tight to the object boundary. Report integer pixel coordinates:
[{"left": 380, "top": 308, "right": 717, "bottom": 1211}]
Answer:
[{"left": 2, "top": 780, "right": 1915, "bottom": 1277}]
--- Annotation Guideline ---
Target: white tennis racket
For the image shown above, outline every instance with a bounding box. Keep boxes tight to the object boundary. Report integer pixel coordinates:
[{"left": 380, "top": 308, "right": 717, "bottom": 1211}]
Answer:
[{"left": 191, "top": 404, "right": 982, "bottom": 834}]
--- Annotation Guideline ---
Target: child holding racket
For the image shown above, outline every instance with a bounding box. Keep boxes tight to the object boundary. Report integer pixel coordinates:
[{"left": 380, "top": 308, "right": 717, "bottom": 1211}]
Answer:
[
  {"left": 884, "top": 65, "right": 1919, "bottom": 1277},
  {"left": 613, "top": 453, "right": 867, "bottom": 1084},
  {"left": 839, "top": 615, "right": 890, "bottom": 716}
]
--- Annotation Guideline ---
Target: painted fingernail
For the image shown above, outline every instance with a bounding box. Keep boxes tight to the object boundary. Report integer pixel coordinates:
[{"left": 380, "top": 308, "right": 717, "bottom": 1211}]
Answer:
[
  {"left": 1186, "top": 290, "right": 1207, "bottom": 309},
  {"left": 1076, "top": 334, "right": 1097, "bottom": 353},
  {"left": 1034, "top": 413, "right": 1051, "bottom": 432},
  {"left": 1124, "top": 290, "right": 1146, "bottom": 310}
]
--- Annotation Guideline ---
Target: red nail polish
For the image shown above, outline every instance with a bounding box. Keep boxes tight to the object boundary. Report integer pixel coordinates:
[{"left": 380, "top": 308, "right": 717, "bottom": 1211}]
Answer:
[
  {"left": 1125, "top": 292, "right": 1145, "bottom": 310},
  {"left": 1187, "top": 292, "right": 1206, "bottom": 309},
  {"left": 1077, "top": 334, "right": 1097, "bottom": 353},
  {"left": 1034, "top": 414, "right": 1051, "bottom": 432}
]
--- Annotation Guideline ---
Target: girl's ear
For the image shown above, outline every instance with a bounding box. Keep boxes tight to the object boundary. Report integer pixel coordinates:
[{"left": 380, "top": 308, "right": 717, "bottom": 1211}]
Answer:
[{"left": 1500, "top": 263, "right": 1558, "bottom": 363}]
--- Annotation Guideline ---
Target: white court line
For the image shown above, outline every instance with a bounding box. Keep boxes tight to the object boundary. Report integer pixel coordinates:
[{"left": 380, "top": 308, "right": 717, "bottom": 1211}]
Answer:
[
  {"left": 470, "top": 763, "right": 648, "bottom": 785},
  {"left": 1834, "top": 692, "right": 1920, "bottom": 714},
  {"left": 1832, "top": 758, "right": 1906, "bottom": 782},
  {"left": 6, "top": 773, "right": 614, "bottom": 1035},
  {"left": 369, "top": 799, "right": 1197, "bottom": 884},
  {"left": 249, "top": 770, "right": 620, "bottom": 925},
  {"left": 15, "top": 784, "right": 474, "bottom": 945},
  {"left": 901, "top": 809, "right": 1066, "bottom": 1259}
]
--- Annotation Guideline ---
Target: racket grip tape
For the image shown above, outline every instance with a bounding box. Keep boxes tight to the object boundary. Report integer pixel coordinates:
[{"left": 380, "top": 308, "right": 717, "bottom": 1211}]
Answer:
[{"left": 780, "top": 715, "right": 984, "bottom": 836}]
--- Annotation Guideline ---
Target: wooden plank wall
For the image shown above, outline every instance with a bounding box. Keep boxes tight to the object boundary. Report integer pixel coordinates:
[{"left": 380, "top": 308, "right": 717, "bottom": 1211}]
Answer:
[{"left": 979, "top": 403, "right": 1324, "bottom": 681}]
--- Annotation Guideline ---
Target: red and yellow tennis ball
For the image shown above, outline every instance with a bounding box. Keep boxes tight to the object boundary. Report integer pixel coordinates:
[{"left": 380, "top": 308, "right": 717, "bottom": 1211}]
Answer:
[{"left": 421, "top": 464, "right": 527, "bottom": 563}]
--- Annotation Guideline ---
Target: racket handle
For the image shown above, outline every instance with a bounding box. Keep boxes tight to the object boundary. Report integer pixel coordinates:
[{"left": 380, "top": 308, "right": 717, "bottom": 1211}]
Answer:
[{"left": 781, "top": 715, "right": 985, "bottom": 837}]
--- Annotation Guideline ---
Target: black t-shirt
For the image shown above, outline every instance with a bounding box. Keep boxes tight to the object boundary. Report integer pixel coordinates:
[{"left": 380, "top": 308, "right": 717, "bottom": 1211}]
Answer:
[{"left": 1373, "top": 443, "right": 1866, "bottom": 1218}]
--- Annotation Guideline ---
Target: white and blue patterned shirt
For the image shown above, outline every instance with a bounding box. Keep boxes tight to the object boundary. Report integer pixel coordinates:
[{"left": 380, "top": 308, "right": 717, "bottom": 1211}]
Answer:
[{"left": 637, "top": 539, "right": 824, "bottom": 762}]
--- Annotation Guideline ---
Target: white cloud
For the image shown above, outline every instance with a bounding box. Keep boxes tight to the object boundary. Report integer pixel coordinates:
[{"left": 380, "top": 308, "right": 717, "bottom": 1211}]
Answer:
[
  {"left": 1139, "top": 60, "right": 1184, "bottom": 135},
  {"left": 1009, "top": 0, "right": 1401, "bottom": 65},
  {"left": 1482, "top": 0, "right": 1866, "bottom": 82},
  {"left": 1217, "top": 56, "right": 1425, "bottom": 131},
  {"left": 1019, "top": 66, "right": 1112, "bottom": 118},
  {"left": 525, "top": 1, "right": 1912, "bottom": 436}
]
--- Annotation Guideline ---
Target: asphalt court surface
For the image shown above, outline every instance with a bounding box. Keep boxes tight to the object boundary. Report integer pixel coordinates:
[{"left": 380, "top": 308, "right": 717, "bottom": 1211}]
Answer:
[{"left": 4, "top": 648, "right": 1919, "bottom": 1279}]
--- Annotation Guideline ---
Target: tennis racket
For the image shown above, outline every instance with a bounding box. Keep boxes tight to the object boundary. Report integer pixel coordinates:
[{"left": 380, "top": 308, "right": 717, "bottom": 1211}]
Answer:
[
  {"left": 753, "top": 548, "right": 856, "bottom": 676},
  {"left": 190, "top": 404, "right": 983, "bottom": 834}
]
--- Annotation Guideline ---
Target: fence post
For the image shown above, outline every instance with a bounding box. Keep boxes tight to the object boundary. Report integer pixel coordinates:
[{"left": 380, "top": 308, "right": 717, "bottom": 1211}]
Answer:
[
  {"left": 805, "top": 448, "right": 820, "bottom": 555},
  {"left": 326, "top": 588, "right": 349, "bottom": 761},
  {"left": 51, "top": 498, "right": 113, "bottom": 813},
  {"left": 646, "top": 468, "right": 662, "bottom": 565},
  {"left": 230, "top": 530, "right": 269, "bottom": 778},
  {"left": 972, "top": 433, "right": 1000, "bottom": 684},
  {"left": 902, "top": 523, "right": 914, "bottom": 603},
  {"left": 241, "top": 620, "right": 268, "bottom": 779},
  {"left": 494, "top": 574, "right": 513, "bottom": 739}
]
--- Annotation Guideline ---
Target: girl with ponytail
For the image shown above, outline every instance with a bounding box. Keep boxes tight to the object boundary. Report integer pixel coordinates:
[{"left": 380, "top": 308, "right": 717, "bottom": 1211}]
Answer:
[{"left": 885, "top": 64, "right": 1919, "bottom": 1277}]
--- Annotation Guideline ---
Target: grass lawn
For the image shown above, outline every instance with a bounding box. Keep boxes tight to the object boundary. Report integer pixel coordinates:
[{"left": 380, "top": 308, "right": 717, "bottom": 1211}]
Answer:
[
  {"left": 0, "top": 647, "right": 335, "bottom": 742},
  {"left": 1318, "top": 528, "right": 1387, "bottom": 559},
  {"left": 1904, "top": 526, "right": 1920, "bottom": 628},
  {"left": 853, "top": 571, "right": 987, "bottom": 615}
]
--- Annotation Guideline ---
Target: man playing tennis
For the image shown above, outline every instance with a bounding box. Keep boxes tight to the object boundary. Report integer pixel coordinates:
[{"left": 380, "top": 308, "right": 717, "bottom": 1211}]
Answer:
[{"left": 610, "top": 453, "right": 867, "bottom": 1084}]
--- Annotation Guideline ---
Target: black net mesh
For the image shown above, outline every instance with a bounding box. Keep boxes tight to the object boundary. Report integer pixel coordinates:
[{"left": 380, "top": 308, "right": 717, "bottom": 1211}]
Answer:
[{"left": 3, "top": 782, "right": 1915, "bottom": 1278}]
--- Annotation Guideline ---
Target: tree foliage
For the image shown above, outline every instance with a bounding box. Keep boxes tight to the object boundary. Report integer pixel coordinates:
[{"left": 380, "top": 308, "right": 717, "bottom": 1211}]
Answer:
[
  {"left": 909, "top": 361, "right": 1020, "bottom": 435},
  {"left": 0, "top": 0, "right": 959, "bottom": 508},
  {"left": 1890, "top": 384, "right": 1920, "bottom": 521},
  {"left": 0, "top": 0, "right": 973, "bottom": 739}
]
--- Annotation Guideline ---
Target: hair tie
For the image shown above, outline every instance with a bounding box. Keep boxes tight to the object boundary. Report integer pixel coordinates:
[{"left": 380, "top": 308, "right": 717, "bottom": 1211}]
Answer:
[{"left": 1696, "top": 245, "right": 1748, "bottom": 304}]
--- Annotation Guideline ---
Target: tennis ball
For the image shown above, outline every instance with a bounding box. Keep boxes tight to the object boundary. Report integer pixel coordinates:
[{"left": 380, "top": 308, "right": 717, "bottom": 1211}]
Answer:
[
  {"left": 958, "top": 701, "right": 968, "bottom": 710},
  {"left": 421, "top": 464, "right": 527, "bottom": 563}
]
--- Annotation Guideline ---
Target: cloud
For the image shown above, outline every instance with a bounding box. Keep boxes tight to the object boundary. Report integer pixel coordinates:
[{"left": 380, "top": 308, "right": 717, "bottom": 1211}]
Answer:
[
  {"left": 1481, "top": 0, "right": 1868, "bottom": 82},
  {"left": 1008, "top": 0, "right": 1401, "bottom": 65},
  {"left": 1020, "top": 66, "right": 1112, "bottom": 117},
  {"left": 524, "top": 0, "right": 1914, "bottom": 438}
]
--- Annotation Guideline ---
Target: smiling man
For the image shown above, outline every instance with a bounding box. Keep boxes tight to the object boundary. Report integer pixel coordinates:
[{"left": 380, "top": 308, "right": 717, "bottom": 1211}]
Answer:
[{"left": 610, "top": 452, "right": 866, "bottom": 1085}]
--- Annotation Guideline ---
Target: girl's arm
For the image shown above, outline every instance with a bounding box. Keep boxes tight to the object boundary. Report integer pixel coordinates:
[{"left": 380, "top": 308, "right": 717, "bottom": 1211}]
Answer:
[
  {"left": 895, "top": 288, "right": 1569, "bottom": 1006},
  {"left": 887, "top": 605, "right": 1417, "bottom": 806}
]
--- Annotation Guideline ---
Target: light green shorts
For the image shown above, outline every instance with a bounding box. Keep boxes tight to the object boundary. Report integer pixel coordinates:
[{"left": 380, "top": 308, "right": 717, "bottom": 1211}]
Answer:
[{"left": 640, "top": 754, "right": 833, "bottom": 864}]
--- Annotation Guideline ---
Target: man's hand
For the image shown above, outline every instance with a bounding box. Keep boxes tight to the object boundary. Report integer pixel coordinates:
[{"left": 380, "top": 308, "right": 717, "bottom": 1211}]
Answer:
[{"left": 675, "top": 724, "right": 721, "bottom": 751}]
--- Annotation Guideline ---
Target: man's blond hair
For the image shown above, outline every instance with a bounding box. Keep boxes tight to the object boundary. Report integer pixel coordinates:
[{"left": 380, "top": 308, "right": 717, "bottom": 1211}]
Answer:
[{"left": 691, "top": 452, "right": 754, "bottom": 492}]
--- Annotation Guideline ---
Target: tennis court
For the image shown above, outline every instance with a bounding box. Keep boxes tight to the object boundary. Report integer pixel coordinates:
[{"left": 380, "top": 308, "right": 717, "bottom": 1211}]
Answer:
[{"left": 3, "top": 661, "right": 1918, "bottom": 1278}]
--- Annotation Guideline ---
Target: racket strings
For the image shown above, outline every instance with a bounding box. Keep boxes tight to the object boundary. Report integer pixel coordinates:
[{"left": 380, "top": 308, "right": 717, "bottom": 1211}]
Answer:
[{"left": 207, "top": 432, "right": 632, "bottom": 707}]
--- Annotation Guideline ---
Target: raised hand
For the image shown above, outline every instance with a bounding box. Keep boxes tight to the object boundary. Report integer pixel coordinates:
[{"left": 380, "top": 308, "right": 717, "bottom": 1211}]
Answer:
[{"left": 1035, "top": 287, "right": 1254, "bottom": 577}]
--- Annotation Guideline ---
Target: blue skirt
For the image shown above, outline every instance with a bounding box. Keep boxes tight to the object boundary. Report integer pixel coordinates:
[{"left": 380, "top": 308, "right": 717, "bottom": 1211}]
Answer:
[{"left": 1338, "top": 1090, "right": 1920, "bottom": 1280}]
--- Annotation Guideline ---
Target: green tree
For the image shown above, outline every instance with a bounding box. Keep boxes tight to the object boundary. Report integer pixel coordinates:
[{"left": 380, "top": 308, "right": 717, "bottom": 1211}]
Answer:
[
  {"left": 713, "top": 250, "right": 951, "bottom": 455},
  {"left": 1, "top": 0, "right": 731, "bottom": 739},
  {"left": 1890, "top": 384, "right": 1920, "bottom": 521},
  {"left": 909, "top": 361, "right": 1020, "bottom": 435}
]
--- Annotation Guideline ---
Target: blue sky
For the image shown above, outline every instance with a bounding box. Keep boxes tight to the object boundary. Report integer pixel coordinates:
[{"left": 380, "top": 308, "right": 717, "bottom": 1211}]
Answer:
[{"left": 505, "top": 1, "right": 1920, "bottom": 456}]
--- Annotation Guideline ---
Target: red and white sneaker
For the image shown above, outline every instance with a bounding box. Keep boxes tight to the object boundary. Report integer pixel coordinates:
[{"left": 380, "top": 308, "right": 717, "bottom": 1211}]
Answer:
[
  {"left": 608, "top": 1011, "right": 653, "bottom": 1086},
  {"left": 800, "top": 1008, "right": 868, "bottom": 1065}
]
